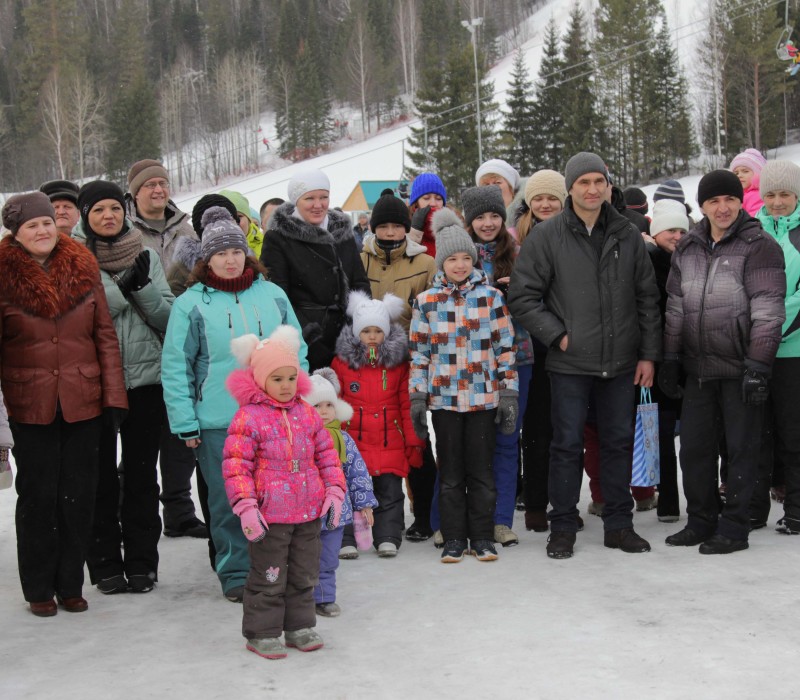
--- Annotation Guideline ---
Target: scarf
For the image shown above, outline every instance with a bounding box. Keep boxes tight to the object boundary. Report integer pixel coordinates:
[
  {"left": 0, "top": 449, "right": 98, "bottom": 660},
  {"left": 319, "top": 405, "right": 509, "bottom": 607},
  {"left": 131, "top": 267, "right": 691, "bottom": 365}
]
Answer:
[
  {"left": 324, "top": 419, "right": 348, "bottom": 466},
  {"left": 205, "top": 267, "right": 255, "bottom": 292},
  {"left": 92, "top": 225, "right": 143, "bottom": 273}
]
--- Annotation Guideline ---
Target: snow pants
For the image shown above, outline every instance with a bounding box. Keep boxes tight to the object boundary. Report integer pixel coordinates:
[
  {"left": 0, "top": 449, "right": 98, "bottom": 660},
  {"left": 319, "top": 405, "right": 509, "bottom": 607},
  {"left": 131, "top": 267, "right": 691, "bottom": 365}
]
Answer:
[{"left": 314, "top": 525, "right": 344, "bottom": 604}]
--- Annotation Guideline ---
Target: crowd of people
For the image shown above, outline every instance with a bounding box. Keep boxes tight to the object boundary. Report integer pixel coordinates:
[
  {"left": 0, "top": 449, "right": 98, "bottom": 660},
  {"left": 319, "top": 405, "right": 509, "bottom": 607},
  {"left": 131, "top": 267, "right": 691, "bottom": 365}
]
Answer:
[{"left": 0, "top": 145, "right": 797, "bottom": 660}]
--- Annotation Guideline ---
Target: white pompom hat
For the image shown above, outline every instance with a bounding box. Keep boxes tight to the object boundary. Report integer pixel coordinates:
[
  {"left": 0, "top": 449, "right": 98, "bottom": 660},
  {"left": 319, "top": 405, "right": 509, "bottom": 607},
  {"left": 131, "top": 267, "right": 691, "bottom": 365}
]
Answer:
[
  {"left": 303, "top": 368, "right": 353, "bottom": 422},
  {"left": 347, "top": 290, "right": 405, "bottom": 337}
]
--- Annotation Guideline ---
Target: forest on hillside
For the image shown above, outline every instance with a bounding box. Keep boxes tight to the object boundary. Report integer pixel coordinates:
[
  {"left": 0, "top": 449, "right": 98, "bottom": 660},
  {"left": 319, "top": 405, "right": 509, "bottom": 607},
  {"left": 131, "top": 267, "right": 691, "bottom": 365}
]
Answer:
[{"left": 0, "top": 0, "right": 797, "bottom": 194}]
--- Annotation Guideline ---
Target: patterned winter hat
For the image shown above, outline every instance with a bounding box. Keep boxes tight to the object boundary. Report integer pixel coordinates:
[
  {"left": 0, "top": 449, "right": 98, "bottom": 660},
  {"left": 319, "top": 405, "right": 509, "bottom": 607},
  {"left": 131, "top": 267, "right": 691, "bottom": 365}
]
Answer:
[
  {"left": 409, "top": 173, "right": 447, "bottom": 207},
  {"left": 525, "top": 170, "right": 567, "bottom": 206},
  {"left": 461, "top": 185, "right": 507, "bottom": 226},
  {"left": 303, "top": 368, "right": 354, "bottom": 422},
  {"left": 653, "top": 179, "right": 686, "bottom": 203},
  {"left": 432, "top": 207, "right": 477, "bottom": 270},
  {"left": 347, "top": 289, "right": 404, "bottom": 337},
  {"left": 623, "top": 187, "right": 649, "bottom": 215},
  {"left": 199, "top": 206, "right": 249, "bottom": 261},
  {"left": 231, "top": 326, "right": 301, "bottom": 391},
  {"left": 759, "top": 160, "right": 800, "bottom": 200},
  {"left": 730, "top": 148, "right": 766, "bottom": 175},
  {"left": 288, "top": 169, "right": 330, "bottom": 204},
  {"left": 475, "top": 158, "right": 520, "bottom": 193}
]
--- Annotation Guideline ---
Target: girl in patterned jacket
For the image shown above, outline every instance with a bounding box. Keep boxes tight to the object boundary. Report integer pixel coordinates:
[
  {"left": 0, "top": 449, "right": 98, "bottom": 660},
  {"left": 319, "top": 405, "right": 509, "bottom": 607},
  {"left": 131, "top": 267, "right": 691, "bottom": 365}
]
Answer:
[
  {"left": 303, "top": 368, "right": 377, "bottom": 617},
  {"left": 222, "top": 325, "right": 346, "bottom": 660},
  {"left": 409, "top": 208, "right": 518, "bottom": 564}
]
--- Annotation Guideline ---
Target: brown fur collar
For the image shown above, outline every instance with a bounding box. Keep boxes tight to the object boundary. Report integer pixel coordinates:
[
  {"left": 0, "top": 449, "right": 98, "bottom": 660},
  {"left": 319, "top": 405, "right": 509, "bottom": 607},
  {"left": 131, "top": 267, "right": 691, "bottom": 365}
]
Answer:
[{"left": 0, "top": 233, "right": 100, "bottom": 318}]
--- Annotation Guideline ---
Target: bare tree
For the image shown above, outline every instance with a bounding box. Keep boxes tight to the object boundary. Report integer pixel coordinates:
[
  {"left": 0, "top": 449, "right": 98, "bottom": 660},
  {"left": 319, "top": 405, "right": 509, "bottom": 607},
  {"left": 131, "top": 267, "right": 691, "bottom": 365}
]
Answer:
[
  {"left": 40, "top": 69, "right": 70, "bottom": 178},
  {"left": 69, "top": 70, "right": 106, "bottom": 181},
  {"left": 346, "top": 14, "right": 373, "bottom": 134},
  {"left": 395, "top": 0, "right": 418, "bottom": 97}
]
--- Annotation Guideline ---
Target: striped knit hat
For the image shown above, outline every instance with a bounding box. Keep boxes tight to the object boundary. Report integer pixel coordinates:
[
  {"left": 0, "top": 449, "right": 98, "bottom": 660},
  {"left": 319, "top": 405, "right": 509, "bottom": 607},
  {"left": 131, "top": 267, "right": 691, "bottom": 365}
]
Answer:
[{"left": 653, "top": 179, "right": 685, "bottom": 204}]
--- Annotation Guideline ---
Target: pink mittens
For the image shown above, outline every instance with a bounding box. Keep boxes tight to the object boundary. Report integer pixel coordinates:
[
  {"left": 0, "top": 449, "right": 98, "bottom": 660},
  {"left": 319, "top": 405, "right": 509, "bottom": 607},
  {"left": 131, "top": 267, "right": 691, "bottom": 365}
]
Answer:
[{"left": 233, "top": 498, "right": 268, "bottom": 542}]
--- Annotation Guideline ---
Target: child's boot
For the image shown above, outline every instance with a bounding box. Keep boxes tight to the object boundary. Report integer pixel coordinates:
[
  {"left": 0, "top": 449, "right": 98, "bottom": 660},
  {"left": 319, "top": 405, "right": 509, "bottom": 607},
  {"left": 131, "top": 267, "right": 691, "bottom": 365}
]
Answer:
[
  {"left": 285, "top": 628, "right": 324, "bottom": 652},
  {"left": 493, "top": 524, "right": 519, "bottom": 547},
  {"left": 246, "top": 637, "right": 288, "bottom": 659},
  {"left": 316, "top": 602, "right": 341, "bottom": 617}
]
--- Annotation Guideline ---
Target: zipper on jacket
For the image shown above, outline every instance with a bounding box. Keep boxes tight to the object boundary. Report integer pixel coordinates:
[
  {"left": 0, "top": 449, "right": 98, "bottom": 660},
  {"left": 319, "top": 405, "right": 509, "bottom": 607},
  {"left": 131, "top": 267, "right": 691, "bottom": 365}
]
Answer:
[
  {"left": 253, "top": 307, "right": 263, "bottom": 336},
  {"left": 697, "top": 246, "right": 717, "bottom": 382},
  {"left": 383, "top": 407, "right": 388, "bottom": 447},
  {"left": 382, "top": 369, "right": 387, "bottom": 391},
  {"left": 358, "top": 407, "right": 363, "bottom": 441}
]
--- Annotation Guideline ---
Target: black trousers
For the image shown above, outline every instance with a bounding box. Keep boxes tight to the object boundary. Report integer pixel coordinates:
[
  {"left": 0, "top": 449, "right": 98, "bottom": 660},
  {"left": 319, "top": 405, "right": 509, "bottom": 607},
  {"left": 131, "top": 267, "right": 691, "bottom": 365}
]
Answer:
[
  {"left": 372, "top": 474, "right": 405, "bottom": 547},
  {"left": 432, "top": 409, "right": 497, "bottom": 541},
  {"left": 11, "top": 414, "right": 102, "bottom": 602},
  {"left": 87, "top": 384, "right": 162, "bottom": 582},
  {"left": 407, "top": 438, "right": 437, "bottom": 529},
  {"left": 522, "top": 352, "right": 551, "bottom": 512},
  {"left": 680, "top": 376, "right": 763, "bottom": 540},
  {"left": 159, "top": 418, "right": 200, "bottom": 529}
]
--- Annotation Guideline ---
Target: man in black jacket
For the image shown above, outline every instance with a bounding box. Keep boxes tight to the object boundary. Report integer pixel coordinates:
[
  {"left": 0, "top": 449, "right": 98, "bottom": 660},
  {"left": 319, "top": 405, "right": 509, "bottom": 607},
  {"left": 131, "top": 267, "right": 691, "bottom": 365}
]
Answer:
[{"left": 508, "top": 152, "right": 662, "bottom": 559}]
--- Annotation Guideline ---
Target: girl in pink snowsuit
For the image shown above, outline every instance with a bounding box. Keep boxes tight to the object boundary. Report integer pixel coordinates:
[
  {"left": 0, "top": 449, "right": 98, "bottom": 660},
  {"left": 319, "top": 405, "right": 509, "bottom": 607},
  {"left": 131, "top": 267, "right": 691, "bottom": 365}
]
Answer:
[{"left": 730, "top": 148, "right": 766, "bottom": 216}]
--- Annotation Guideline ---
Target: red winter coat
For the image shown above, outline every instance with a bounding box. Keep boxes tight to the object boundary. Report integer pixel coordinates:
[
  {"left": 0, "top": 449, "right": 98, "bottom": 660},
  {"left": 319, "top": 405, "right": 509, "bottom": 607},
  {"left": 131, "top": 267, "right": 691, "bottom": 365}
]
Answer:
[{"left": 332, "top": 323, "right": 423, "bottom": 478}]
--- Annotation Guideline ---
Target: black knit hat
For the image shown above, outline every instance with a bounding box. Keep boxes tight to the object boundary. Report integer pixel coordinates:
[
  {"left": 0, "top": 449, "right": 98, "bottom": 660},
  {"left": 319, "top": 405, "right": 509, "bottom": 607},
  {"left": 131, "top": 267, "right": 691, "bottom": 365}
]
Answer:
[
  {"left": 77, "top": 180, "right": 126, "bottom": 222},
  {"left": 697, "top": 169, "right": 744, "bottom": 207},
  {"left": 40, "top": 179, "right": 79, "bottom": 205},
  {"left": 192, "top": 194, "right": 238, "bottom": 238},
  {"left": 623, "top": 187, "right": 648, "bottom": 215},
  {"left": 370, "top": 188, "right": 411, "bottom": 232},
  {"left": 461, "top": 185, "right": 506, "bottom": 226}
]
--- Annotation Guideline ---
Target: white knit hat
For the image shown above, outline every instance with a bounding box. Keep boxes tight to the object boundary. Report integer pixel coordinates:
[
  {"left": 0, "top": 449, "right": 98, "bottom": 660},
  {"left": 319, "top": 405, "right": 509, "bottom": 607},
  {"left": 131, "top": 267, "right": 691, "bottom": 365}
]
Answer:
[
  {"left": 303, "top": 368, "right": 353, "bottom": 422},
  {"left": 475, "top": 158, "right": 520, "bottom": 193},
  {"left": 288, "top": 169, "right": 330, "bottom": 203},
  {"left": 347, "top": 290, "right": 404, "bottom": 337},
  {"left": 650, "top": 200, "right": 690, "bottom": 237}
]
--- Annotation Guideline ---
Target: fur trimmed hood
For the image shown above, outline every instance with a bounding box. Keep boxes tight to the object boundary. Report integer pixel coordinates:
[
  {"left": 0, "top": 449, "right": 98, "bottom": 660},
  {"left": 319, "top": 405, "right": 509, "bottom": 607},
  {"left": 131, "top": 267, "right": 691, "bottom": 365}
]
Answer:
[
  {"left": 0, "top": 233, "right": 100, "bottom": 318},
  {"left": 171, "top": 235, "right": 202, "bottom": 271},
  {"left": 335, "top": 320, "right": 409, "bottom": 369},
  {"left": 225, "top": 366, "right": 312, "bottom": 408},
  {"left": 269, "top": 202, "right": 354, "bottom": 246}
]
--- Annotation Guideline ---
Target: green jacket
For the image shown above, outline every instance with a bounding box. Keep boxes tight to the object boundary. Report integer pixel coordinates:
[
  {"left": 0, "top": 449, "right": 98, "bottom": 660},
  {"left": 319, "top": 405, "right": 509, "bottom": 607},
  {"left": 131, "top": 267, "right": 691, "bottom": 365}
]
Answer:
[
  {"left": 757, "top": 205, "right": 800, "bottom": 358},
  {"left": 161, "top": 276, "right": 308, "bottom": 439},
  {"left": 73, "top": 222, "right": 174, "bottom": 388}
]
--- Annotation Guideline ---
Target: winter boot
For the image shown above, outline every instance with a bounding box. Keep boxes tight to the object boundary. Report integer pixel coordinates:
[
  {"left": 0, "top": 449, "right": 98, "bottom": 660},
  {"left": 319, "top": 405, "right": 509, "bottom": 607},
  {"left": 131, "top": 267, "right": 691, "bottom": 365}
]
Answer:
[
  {"left": 377, "top": 542, "right": 398, "bottom": 558},
  {"left": 525, "top": 510, "right": 549, "bottom": 532},
  {"left": 246, "top": 637, "right": 287, "bottom": 660},
  {"left": 338, "top": 546, "right": 359, "bottom": 560},
  {"left": 128, "top": 573, "right": 156, "bottom": 593},
  {"left": 315, "top": 602, "right": 341, "bottom": 617},
  {"left": 588, "top": 501, "right": 604, "bottom": 517},
  {"left": 546, "top": 531, "right": 576, "bottom": 559},
  {"left": 604, "top": 528, "right": 651, "bottom": 553},
  {"left": 493, "top": 524, "right": 519, "bottom": 547},
  {"left": 776, "top": 517, "right": 800, "bottom": 535},
  {"left": 97, "top": 575, "right": 128, "bottom": 595},
  {"left": 699, "top": 534, "right": 748, "bottom": 554},
  {"left": 635, "top": 495, "right": 658, "bottom": 512},
  {"left": 29, "top": 599, "right": 57, "bottom": 617},
  {"left": 433, "top": 530, "right": 444, "bottom": 548},
  {"left": 56, "top": 595, "right": 88, "bottom": 613},
  {"left": 285, "top": 628, "right": 324, "bottom": 652},
  {"left": 665, "top": 527, "right": 711, "bottom": 547}
]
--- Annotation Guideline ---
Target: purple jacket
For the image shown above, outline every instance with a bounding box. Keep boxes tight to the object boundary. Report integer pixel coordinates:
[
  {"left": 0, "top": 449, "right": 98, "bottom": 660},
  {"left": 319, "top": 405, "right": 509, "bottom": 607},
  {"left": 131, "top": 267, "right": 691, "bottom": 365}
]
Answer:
[{"left": 222, "top": 368, "right": 346, "bottom": 524}]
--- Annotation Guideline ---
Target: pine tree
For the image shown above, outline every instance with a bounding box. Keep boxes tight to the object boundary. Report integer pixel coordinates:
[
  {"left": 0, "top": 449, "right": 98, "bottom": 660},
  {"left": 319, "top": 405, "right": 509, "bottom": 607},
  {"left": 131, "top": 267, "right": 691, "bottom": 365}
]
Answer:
[
  {"left": 501, "top": 49, "right": 537, "bottom": 174},
  {"left": 529, "top": 18, "right": 567, "bottom": 172}
]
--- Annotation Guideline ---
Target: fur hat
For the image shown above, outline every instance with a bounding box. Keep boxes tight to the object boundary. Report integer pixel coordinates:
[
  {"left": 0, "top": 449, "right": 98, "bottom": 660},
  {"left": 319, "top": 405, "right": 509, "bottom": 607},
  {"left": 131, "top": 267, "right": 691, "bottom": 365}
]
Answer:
[
  {"left": 650, "top": 200, "right": 690, "bottom": 237},
  {"left": 347, "top": 290, "right": 404, "bottom": 337},
  {"left": 697, "top": 170, "right": 744, "bottom": 207},
  {"left": 370, "top": 188, "right": 411, "bottom": 232},
  {"left": 231, "top": 326, "right": 301, "bottom": 391},
  {"left": 564, "top": 152, "right": 608, "bottom": 192},
  {"left": 653, "top": 179, "right": 685, "bottom": 203},
  {"left": 2, "top": 192, "right": 56, "bottom": 235},
  {"left": 730, "top": 148, "right": 766, "bottom": 175},
  {"left": 288, "top": 169, "right": 330, "bottom": 204},
  {"left": 525, "top": 169, "right": 567, "bottom": 206},
  {"left": 409, "top": 173, "right": 447, "bottom": 207},
  {"left": 759, "top": 160, "right": 800, "bottom": 200},
  {"left": 461, "top": 185, "right": 506, "bottom": 226},
  {"left": 40, "top": 179, "right": 79, "bottom": 205},
  {"left": 475, "top": 158, "right": 520, "bottom": 193},
  {"left": 432, "top": 207, "right": 477, "bottom": 270},
  {"left": 303, "top": 368, "right": 353, "bottom": 422},
  {"left": 127, "top": 159, "right": 169, "bottom": 198},
  {"left": 199, "top": 206, "right": 249, "bottom": 261},
  {"left": 191, "top": 194, "right": 238, "bottom": 237}
]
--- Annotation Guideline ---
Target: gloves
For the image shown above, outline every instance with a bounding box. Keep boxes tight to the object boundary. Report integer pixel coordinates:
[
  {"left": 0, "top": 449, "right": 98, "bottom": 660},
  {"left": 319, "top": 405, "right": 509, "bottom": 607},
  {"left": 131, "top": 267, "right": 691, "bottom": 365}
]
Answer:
[
  {"left": 322, "top": 489, "right": 344, "bottom": 529},
  {"left": 742, "top": 369, "right": 769, "bottom": 406},
  {"left": 410, "top": 205, "right": 432, "bottom": 232},
  {"left": 495, "top": 390, "right": 519, "bottom": 435},
  {"left": 103, "top": 407, "right": 128, "bottom": 433},
  {"left": 410, "top": 394, "right": 429, "bottom": 440},
  {"left": 657, "top": 360, "right": 683, "bottom": 400},
  {"left": 116, "top": 250, "right": 151, "bottom": 296},
  {"left": 233, "top": 498, "right": 268, "bottom": 542},
  {"left": 405, "top": 445, "right": 424, "bottom": 468}
]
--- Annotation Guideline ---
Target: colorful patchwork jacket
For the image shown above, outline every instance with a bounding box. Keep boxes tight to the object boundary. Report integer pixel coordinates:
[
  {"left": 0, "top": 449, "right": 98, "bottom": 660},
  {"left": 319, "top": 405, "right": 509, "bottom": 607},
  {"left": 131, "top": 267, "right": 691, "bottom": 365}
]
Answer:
[{"left": 409, "top": 269, "right": 518, "bottom": 411}]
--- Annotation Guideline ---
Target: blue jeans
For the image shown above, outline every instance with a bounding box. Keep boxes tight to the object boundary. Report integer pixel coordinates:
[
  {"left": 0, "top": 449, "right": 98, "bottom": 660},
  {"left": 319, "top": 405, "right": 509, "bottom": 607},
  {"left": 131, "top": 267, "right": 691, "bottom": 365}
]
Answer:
[{"left": 549, "top": 372, "right": 636, "bottom": 532}]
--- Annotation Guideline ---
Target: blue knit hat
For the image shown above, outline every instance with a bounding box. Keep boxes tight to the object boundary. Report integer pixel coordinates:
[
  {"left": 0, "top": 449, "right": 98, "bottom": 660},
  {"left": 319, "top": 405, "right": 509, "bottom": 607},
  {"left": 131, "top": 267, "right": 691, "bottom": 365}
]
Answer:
[{"left": 409, "top": 173, "right": 447, "bottom": 207}]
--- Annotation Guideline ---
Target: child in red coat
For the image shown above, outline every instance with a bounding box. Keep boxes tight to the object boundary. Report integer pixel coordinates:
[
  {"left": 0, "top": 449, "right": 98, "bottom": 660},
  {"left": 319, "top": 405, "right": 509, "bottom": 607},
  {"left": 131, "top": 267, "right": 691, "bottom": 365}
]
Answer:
[{"left": 331, "top": 291, "right": 424, "bottom": 557}]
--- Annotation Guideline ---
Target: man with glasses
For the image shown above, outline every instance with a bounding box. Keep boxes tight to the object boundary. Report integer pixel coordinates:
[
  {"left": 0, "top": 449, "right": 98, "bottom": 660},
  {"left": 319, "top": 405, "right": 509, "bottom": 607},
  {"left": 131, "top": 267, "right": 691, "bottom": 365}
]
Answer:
[{"left": 125, "top": 159, "right": 209, "bottom": 543}]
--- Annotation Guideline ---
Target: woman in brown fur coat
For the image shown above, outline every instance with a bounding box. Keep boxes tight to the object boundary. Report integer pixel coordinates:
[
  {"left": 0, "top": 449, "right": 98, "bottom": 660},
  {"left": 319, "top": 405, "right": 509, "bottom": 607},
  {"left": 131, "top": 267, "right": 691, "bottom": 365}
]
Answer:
[{"left": 0, "top": 192, "right": 127, "bottom": 617}]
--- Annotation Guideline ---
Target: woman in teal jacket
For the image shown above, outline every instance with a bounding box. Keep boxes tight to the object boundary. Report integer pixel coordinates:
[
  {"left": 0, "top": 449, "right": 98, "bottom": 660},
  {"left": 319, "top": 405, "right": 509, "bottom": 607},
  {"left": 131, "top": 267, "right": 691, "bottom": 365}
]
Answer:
[
  {"left": 161, "top": 207, "right": 307, "bottom": 602},
  {"left": 74, "top": 180, "right": 174, "bottom": 595}
]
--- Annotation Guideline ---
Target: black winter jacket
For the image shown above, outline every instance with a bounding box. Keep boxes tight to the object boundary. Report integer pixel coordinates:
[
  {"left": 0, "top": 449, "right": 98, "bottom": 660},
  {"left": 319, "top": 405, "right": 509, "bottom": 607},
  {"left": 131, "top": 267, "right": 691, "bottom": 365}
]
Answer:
[
  {"left": 664, "top": 211, "right": 786, "bottom": 379},
  {"left": 260, "top": 204, "right": 371, "bottom": 370},
  {"left": 508, "top": 199, "right": 662, "bottom": 377}
]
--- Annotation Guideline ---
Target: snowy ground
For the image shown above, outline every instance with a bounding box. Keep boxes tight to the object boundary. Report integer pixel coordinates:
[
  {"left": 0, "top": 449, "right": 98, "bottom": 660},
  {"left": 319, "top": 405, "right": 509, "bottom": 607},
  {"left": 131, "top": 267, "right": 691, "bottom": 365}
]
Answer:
[{"left": 0, "top": 453, "right": 797, "bottom": 700}]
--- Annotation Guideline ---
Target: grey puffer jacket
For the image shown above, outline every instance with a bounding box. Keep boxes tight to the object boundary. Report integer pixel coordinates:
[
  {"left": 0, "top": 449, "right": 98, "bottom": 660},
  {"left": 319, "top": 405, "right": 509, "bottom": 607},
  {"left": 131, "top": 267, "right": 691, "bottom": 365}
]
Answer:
[
  {"left": 664, "top": 211, "right": 786, "bottom": 379},
  {"left": 125, "top": 195, "right": 199, "bottom": 268},
  {"left": 508, "top": 200, "right": 661, "bottom": 378}
]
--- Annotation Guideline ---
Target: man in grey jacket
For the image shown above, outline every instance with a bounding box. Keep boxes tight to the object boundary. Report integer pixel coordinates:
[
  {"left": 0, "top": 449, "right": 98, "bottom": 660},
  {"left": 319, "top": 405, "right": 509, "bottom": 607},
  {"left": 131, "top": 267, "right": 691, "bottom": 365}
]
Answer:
[
  {"left": 509, "top": 152, "right": 661, "bottom": 559},
  {"left": 659, "top": 169, "right": 785, "bottom": 554}
]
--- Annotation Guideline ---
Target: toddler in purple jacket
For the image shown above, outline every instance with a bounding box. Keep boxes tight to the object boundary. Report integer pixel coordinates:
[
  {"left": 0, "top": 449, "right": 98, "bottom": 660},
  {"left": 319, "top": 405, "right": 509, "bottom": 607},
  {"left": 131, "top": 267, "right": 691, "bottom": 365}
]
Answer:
[{"left": 223, "top": 325, "right": 346, "bottom": 660}]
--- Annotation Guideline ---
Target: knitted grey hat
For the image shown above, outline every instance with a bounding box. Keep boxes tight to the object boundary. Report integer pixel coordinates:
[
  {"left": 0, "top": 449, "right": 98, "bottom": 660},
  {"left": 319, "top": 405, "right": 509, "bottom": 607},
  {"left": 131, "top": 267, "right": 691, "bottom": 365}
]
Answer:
[
  {"left": 432, "top": 207, "right": 477, "bottom": 270},
  {"left": 199, "top": 206, "right": 249, "bottom": 262},
  {"left": 760, "top": 160, "right": 800, "bottom": 199},
  {"left": 564, "top": 152, "right": 608, "bottom": 191},
  {"left": 461, "top": 185, "right": 506, "bottom": 226},
  {"left": 653, "top": 179, "right": 685, "bottom": 203}
]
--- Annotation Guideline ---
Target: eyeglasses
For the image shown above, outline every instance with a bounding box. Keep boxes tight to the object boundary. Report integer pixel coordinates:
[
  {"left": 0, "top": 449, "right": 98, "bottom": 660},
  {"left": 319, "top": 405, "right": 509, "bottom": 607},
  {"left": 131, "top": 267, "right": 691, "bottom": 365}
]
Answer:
[{"left": 142, "top": 180, "right": 170, "bottom": 191}]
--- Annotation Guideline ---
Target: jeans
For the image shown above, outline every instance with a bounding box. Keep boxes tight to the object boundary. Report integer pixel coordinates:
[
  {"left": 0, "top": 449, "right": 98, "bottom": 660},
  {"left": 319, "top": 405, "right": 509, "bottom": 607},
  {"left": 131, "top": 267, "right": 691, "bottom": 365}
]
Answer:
[{"left": 548, "top": 371, "right": 636, "bottom": 533}]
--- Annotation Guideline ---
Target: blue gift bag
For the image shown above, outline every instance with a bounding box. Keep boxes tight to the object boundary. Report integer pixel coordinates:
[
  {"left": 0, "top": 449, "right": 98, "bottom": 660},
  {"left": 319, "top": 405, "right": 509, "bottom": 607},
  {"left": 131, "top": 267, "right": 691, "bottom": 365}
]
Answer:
[{"left": 630, "top": 388, "right": 659, "bottom": 487}]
